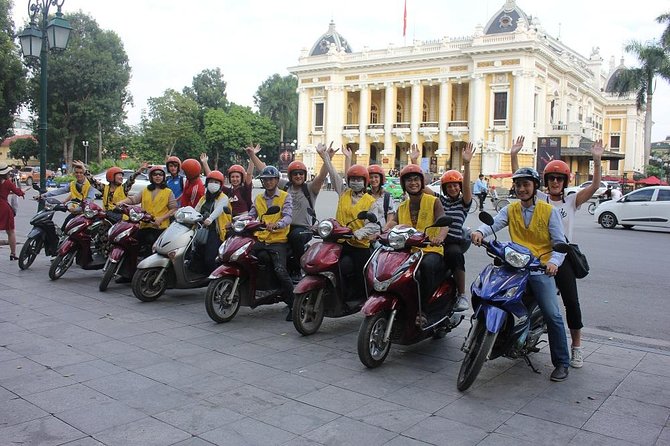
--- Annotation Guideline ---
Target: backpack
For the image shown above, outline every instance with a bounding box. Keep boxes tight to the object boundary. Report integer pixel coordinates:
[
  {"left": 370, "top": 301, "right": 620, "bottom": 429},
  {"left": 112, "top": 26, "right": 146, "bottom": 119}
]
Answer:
[{"left": 284, "top": 182, "right": 316, "bottom": 224}]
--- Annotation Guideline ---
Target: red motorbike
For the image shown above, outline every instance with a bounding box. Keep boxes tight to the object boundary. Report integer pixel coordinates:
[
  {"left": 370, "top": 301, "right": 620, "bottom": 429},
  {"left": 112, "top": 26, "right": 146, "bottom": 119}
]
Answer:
[
  {"left": 292, "top": 211, "right": 377, "bottom": 335},
  {"left": 357, "top": 216, "right": 464, "bottom": 368},
  {"left": 99, "top": 204, "right": 154, "bottom": 292},
  {"left": 49, "top": 200, "right": 112, "bottom": 280},
  {"left": 204, "top": 206, "right": 288, "bottom": 323}
]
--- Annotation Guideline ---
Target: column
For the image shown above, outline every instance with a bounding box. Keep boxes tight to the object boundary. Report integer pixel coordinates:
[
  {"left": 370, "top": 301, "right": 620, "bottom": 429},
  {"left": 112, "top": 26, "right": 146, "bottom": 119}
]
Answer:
[
  {"left": 384, "top": 82, "right": 394, "bottom": 154},
  {"left": 297, "top": 87, "right": 310, "bottom": 149},
  {"left": 326, "top": 86, "right": 345, "bottom": 151},
  {"left": 358, "top": 86, "right": 369, "bottom": 155},
  {"left": 468, "top": 74, "right": 486, "bottom": 144},
  {"left": 512, "top": 70, "right": 526, "bottom": 144},
  {"left": 438, "top": 80, "right": 450, "bottom": 153}
]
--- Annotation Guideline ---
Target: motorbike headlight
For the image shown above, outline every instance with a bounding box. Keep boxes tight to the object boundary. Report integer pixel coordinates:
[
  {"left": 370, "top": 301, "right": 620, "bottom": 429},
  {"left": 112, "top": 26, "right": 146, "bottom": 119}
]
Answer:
[
  {"left": 67, "top": 202, "right": 82, "bottom": 214},
  {"left": 233, "top": 219, "right": 248, "bottom": 233},
  {"left": 83, "top": 205, "right": 98, "bottom": 218},
  {"left": 317, "top": 220, "right": 333, "bottom": 238},
  {"left": 504, "top": 247, "right": 531, "bottom": 268},
  {"left": 128, "top": 208, "right": 142, "bottom": 222},
  {"left": 388, "top": 231, "right": 408, "bottom": 249},
  {"left": 114, "top": 227, "right": 134, "bottom": 243},
  {"left": 503, "top": 286, "right": 519, "bottom": 299},
  {"left": 175, "top": 206, "right": 202, "bottom": 225}
]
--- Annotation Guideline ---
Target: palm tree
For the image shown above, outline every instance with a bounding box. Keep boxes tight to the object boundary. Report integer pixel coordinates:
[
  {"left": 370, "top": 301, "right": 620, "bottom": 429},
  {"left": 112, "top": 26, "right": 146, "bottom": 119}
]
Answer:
[
  {"left": 608, "top": 41, "right": 670, "bottom": 163},
  {"left": 658, "top": 12, "right": 670, "bottom": 49},
  {"left": 254, "top": 74, "right": 298, "bottom": 143}
]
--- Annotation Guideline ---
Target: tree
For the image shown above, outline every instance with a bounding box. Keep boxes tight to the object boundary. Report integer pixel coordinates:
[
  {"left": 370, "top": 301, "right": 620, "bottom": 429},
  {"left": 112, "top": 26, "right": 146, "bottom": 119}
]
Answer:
[
  {"left": 608, "top": 41, "right": 670, "bottom": 163},
  {"left": 183, "top": 68, "right": 228, "bottom": 111},
  {"left": 658, "top": 12, "right": 670, "bottom": 49},
  {"left": 254, "top": 74, "right": 298, "bottom": 142},
  {"left": 0, "top": 0, "right": 27, "bottom": 137},
  {"left": 9, "top": 137, "right": 38, "bottom": 165},
  {"left": 25, "top": 12, "right": 132, "bottom": 169}
]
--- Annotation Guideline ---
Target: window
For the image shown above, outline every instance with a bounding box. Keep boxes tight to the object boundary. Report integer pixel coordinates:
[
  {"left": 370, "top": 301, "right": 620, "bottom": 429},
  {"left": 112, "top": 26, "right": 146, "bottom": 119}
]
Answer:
[
  {"left": 396, "top": 102, "right": 403, "bottom": 122},
  {"left": 609, "top": 159, "right": 619, "bottom": 170},
  {"left": 494, "top": 92, "right": 507, "bottom": 120},
  {"left": 626, "top": 189, "right": 654, "bottom": 202},
  {"left": 347, "top": 102, "right": 358, "bottom": 125},
  {"left": 657, "top": 190, "right": 670, "bottom": 201},
  {"left": 370, "top": 104, "right": 379, "bottom": 124},
  {"left": 314, "top": 103, "right": 324, "bottom": 130},
  {"left": 610, "top": 135, "right": 620, "bottom": 149},
  {"left": 422, "top": 103, "right": 428, "bottom": 122}
]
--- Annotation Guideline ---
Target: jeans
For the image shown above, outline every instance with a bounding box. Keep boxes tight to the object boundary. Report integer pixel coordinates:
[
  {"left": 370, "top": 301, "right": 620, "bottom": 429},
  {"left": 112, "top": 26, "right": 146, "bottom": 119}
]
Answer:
[
  {"left": 418, "top": 253, "right": 444, "bottom": 307},
  {"left": 527, "top": 273, "right": 570, "bottom": 368},
  {"left": 252, "top": 242, "right": 294, "bottom": 306},
  {"left": 555, "top": 259, "right": 583, "bottom": 330},
  {"left": 340, "top": 244, "right": 371, "bottom": 302},
  {"left": 287, "top": 225, "right": 312, "bottom": 274},
  {"left": 477, "top": 192, "right": 487, "bottom": 210}
]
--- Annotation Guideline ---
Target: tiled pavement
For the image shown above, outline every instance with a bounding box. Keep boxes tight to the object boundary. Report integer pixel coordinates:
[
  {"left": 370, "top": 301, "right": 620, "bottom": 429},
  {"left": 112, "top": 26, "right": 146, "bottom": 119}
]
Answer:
[{"left": 1, "top": 258, "right": 669, "bottom": 446}]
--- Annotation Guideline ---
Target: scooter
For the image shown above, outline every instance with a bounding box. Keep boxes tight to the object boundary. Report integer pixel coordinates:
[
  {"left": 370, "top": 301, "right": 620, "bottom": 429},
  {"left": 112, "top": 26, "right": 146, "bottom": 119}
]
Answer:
[
  {"left": 356, "top": 216, "right": 463, "bottom": 368},
  {"left": 98, "top": 204, "right": 153, "bottom": 292},
  {"left": 18, "top": 193, "right": 67, "bottom": 270},
  {"left": 48, "top": 200, "right": 112, "bottom": 280},
  {"left": 456, "top": 212, "right": 567, "bottom": 391},
  {"left": 291, "top": 211, "right": 377, "bottom": 335},
  {"left": 204, "top": 206, "right": 292, "bottom": 323},
  {"left": 131, "top": 206, "right": 209, "bottom": 302}
]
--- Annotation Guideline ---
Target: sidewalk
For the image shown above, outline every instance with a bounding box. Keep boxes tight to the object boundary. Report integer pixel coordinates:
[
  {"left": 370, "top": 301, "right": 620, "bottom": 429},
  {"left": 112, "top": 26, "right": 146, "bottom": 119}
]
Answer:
[{"left": 0, "top": 255, "right": 668, "bottom": 446}]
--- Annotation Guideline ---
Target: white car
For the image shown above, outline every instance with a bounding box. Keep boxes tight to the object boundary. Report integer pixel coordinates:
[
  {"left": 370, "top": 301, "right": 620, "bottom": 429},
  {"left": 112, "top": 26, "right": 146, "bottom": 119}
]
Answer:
[
  {"left": 565, "top": 180, "right": 617, "bottom": 197},
  {"left": 92, "top": 169, "right": 149, "bottom": 197},
  {"left": 428, "top": 179, "right": 442, "bottom": 195},
  {"left": 595, "top": 186, "right": 670, "bottom": 229}
]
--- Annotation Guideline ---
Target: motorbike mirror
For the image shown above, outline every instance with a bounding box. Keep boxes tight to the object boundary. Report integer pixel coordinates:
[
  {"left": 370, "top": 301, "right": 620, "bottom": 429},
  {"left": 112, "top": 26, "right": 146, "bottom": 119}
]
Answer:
[
  {"left": 358, "top": 211, "right": 377, "bottom": 223},
  {"left": 264, "top": 205, "right": 280, "bottom": 216},
  {"left": 222, "top": 206, "right": 231, "bottom": 215},
  {"left": 478, "top": 211, "right": 494, "bottom": 226},
  {"left": 432, "top": 215, "right": 453, "bottom": 227},
  {"left": 552, "top": 242, "right": 570, "bottom": 254},
  {"left": 32, "top": 183, "right": 41, "bottom": 192}
]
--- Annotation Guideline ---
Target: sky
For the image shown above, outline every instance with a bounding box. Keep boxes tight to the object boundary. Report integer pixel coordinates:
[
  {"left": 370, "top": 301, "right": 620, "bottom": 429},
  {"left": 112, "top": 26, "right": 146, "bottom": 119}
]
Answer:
[{"left": 12, "top": 0, "right": 670, "bottom": 141}]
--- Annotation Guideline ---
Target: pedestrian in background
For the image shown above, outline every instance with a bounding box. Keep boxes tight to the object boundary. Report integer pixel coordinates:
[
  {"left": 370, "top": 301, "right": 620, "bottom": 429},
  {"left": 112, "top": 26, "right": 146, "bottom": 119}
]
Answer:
[
  {"left": 473, "top": 174, "right": 488, "bottom": 211},
  {"left": 0, "top": 163, "right": 26, "bottom": 261}
]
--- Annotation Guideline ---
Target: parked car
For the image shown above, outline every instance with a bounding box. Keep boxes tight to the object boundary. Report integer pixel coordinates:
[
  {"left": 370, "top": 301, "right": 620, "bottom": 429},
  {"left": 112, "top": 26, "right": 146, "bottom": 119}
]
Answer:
[
  {"left": 92, "top": 169, "right": 149, "bottom": 197},
  {"left": 19, "top": 166, "right": 55, "bottom": 186},
  {"left": 565, "top": 180, "right": 618, "bottom": 197},
  {"left": 595, "top": 186, "right": 670, "bottom": 230},
  {"left": 383, "top": 177, "right": 405, "bottom": 201},
  {"left": 427, "top": 179, "right": 442, "bottom": 195}
]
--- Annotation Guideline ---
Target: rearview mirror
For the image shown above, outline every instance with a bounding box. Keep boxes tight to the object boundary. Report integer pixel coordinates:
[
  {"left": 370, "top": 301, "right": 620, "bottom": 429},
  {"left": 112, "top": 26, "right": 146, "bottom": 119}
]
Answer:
[
  {"left": 357, "top": 211, "right": 377, "bottom": 223},
  {"left": 479, "top": 211, "right": 494, "bottom": 226},
  {"left": 265, "top": 205, "right": 280, "bottom": 216},
  {"left": 433, "top": 215, "right": 453, "bottom": 227},
  {"left": 222, "top": 206, "right": 231, "bottom": 215},
  {"left": 553, "top": 243, "right": 570, "bottom": 254}
]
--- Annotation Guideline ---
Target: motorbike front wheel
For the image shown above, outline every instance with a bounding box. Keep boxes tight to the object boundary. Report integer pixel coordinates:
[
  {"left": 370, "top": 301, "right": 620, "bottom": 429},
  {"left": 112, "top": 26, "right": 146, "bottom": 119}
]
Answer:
[
  {"left": 132, "top": 267, "right": 167, "bottom": 302},
  {"left": 205, "top": 277, "right": 241, "bottom": 323},
  {"left": 456, "top": 322, "right": 497, "bottom": 391},
  {"left": 99, "top": 260, "right": 120, "bottom": 292},
  {"left": 19, "top": 236, "right": 42, "bottom": 270},
  {"left": 48, "top": 250, "right": 75, "bottom": 280},
  {"left": 293, "top": 289, "right": 325, "bottom": 336},
  {"left": 357, "top": 312, "right": 392, "bottom": 368}
]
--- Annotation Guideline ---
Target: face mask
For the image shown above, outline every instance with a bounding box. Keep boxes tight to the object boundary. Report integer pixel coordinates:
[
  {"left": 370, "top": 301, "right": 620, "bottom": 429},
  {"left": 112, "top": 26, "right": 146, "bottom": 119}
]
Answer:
[
  {"left": 207, "top": 183, "right": 221, "bottom": 194},
  {"left": 349, "top": 179, "right": 365, "bottom": 192}
]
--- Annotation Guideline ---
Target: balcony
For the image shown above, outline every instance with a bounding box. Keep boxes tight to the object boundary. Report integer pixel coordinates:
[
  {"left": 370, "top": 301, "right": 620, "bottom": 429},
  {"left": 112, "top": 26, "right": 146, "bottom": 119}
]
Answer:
[
  {"left": 448, "top": 120, "right": 469, "bottom": 129},
  {"left": 548, "top": 122, "right": 581, "bottom": 136},
  {"left": 343, "top": 124, "right": 359, "bottom": 130},
  {"left": 368, "top": 124, "right": 384, "bottom": 130},
  {"left": 393, "top": 122, "right": 410, "bottom": 129},
  {"left": 492, "top": 119, "right": 507, "bottom": 128},
  {"left": 419, "top": 122, "right": 439, "bottom": 130}
]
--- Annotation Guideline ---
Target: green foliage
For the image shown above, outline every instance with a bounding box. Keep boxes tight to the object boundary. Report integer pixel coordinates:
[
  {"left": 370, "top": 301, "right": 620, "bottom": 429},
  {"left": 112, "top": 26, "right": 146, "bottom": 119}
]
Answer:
[
  {"left": 0, "top": 0, "right": 27, "bottom": 137},
  {"left": 54, "top": 175, "right": 74, "bottom": 185},
  {"left": 658, "top": 12, "right": 670, "bottom": 50},
  {"left": 644, "top": 164, "right": 664, "bottom": 178},
  {"left": 9, "top": 137, "right": 39, "bottom": 165},
  {"left": 88, "top": 158, "right": 140, "bottom": 174},
  {"left": 254, "top": 74, "right": 298, "bottom": 142},
  {"left": 183, "top": 68, "right": 228, "bottom": 111}
]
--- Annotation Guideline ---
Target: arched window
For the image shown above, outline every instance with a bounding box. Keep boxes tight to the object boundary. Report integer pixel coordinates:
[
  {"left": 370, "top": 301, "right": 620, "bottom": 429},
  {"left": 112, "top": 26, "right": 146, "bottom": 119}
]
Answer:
[
  {"left": 370, "top": 103, "right": 379, "bottom": 124},
  {"left": 396, "top": 102, "right": 403, "bottom": 122},
  {"left": 423, "top": 102, "right": 429, "bottom": 122},
  {"left": 347, "top": 102, "right": 357, "bottom": 125}
]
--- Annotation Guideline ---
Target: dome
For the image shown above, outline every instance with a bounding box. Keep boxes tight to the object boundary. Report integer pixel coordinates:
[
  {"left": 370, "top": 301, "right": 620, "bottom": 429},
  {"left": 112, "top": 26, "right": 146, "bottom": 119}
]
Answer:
[
  {"left": 309, "top": 21, "right": 352, "bottom": 56},
  {"left": 483, "top": 0, "right": 530, "bottom": 35},
  {"left": 604, "top": 61, "right": 627, "bottom": 93}
]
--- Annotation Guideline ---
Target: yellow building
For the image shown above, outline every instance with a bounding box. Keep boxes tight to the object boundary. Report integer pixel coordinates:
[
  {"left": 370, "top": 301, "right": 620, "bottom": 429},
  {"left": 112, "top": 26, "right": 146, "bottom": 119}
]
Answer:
[{"left": 288, "top": 0, "right": 643, "bottom": 185}]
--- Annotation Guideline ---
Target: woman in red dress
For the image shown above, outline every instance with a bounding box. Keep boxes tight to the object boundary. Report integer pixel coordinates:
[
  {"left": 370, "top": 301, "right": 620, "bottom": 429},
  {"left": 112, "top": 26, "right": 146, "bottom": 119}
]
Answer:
[{"left": 0, "top": 164, "right": 25, "bottom": 260}]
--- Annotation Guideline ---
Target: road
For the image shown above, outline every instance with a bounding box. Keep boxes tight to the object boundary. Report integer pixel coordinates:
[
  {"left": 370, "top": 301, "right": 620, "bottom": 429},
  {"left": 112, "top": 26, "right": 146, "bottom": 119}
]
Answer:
[{"left": 7, "top": 188, "right": 670, "bottom": 345}]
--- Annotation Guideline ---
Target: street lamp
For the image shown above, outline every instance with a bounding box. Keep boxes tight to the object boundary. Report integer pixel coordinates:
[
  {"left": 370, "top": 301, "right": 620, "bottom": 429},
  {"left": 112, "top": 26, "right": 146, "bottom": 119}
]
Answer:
[
  {"left": 82, "top": 140, "right": 89, "bottom": 164},
  {"left": 18, "top": 0, "right": 72, "bottom": 202}
]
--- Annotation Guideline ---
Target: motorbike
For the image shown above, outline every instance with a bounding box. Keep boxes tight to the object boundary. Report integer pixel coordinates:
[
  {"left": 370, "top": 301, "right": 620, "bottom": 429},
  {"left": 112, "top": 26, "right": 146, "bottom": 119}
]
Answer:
[
  {"left": 18, "top": 194, "right": 67, "bottom": 270},
  {"left": 291, "top": 211, "right": 377, "bottom": 336},
  {"left": 98, "top": 204, "right": 153, "bottom": 292},
  {"left": 204, "top": 206, "right": 294, "bottom": 323},
  {"left": 357, "top": 216, "right": 464, "bottom": 368},
  {"left": 456, "top": 212, "right": 567, "bottom": 391},
  {"left": 48, "top": 200, "right": 112, "bottom": 280},
  {"left": 131, "top": 206, "right": 210, "bottom": 302}
]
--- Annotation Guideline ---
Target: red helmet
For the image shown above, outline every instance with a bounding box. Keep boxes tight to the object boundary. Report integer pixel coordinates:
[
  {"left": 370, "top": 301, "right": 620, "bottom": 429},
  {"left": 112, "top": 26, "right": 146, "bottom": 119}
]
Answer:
[
  {"left": 106, "top": 166, "right": 123, "bottom": 183},
  {"left": 440, "top": 169, "right": 463, "bottom": 185},
  {"left": 346, "top": 164, "right": 369, "bottom": 186},
  {"left": 166, "top": 156, "right": 181, "bottom": 169},
  {"left": 399, "top": 164, "right": 424, "bottom": 192},
  {"left": 543, "top": 160, "right": 570, "bottom": 186},
  {"left": 182, "top": 158, "right": 201, "bottom": 179},
  {"left": 227, "top": 164, "right": 246, "bottom": 177},
  {"left": 288, "top": 161, "right": 307, "bottom": 177},
  {"left": 206, "top": 170, "right": 224, "bottom": 184},
  {"left": 367, "top": 165, "right": 385, "bottom": 185}
]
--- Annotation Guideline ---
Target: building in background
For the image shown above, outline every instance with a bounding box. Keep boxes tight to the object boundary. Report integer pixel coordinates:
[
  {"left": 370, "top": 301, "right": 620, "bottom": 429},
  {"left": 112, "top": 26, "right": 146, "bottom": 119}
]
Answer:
[{"left": 289, "top": 0, "right": 643, "bottom": 185}]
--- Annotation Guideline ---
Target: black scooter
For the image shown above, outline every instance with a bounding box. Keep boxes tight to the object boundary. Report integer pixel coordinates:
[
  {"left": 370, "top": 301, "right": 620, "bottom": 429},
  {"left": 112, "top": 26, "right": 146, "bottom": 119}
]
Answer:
[{"left": 19, "top": 189, "right": 67, "bottom": 270}]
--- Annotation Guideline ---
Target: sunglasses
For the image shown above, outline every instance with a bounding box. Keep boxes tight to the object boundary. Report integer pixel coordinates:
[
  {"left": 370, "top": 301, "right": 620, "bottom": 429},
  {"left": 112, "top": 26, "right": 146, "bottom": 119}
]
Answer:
[
  {"left": 546, "top": 175, "right": 565, "bottom": 182},
  {"left": 151, "top": 172, "right": 165, "bottom": 177}
]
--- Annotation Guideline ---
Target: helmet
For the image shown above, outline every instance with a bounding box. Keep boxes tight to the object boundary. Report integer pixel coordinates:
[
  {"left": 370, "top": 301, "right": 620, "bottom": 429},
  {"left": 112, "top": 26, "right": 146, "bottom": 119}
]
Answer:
[
  {"left": 399, "top": 164, "right": 424, "bottom": 192},
  {"left": 440, "top": 170, "right": 463, "bottom": 185},
  {"left": 106, "top": 167, "right": 123, "bottom": 183},
  {"left": 543, "top": 160, "right": 570, "bottom": 186},
  {"left": 206, "top": 170, "right": 225, "bottom": 184},
  {"left": 287, "top": 161, "right": 307, "bottom": 177},
  {"left": 367, "top": 165, "right": 385, "bottom": 185},
  {"left": 258, "top": 165, "right": 280, "bottom": 179},
  {"left": 227, "top": 164, "right": 245, "bottom": 177},
  {"left": 166, "top": 156, "right": 181, "bottom": 169},
  {"left": 148, "top": 165, "right": 166, "bottom": 183},
  {"left": 346, "top": 165, "right": 369, "bottom": 186},
  {"left": 182, "top": 158, "right": 201, "bottom": 179},
  {"left": 512, "top": 167, "right": 541, "bottom": 189}
]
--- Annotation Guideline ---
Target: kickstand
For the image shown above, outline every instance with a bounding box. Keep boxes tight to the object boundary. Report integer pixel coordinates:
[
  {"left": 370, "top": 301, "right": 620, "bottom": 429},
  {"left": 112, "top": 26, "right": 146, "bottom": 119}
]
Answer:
[{"left": 523, "top": 354, "right": 541, "bottom": 374}]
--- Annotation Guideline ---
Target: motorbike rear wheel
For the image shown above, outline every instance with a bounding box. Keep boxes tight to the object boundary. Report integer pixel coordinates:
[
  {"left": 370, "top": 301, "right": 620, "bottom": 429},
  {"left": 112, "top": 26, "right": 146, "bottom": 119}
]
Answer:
[
  {"left": 132, "top": 267, "right": 167, "bottom": 302},
  {"left": 456, "top": 322, "right": 497, "bottom": 391},
  {"left": 205, "top": 277, "right": 241, "bottom": 323},
  {"left": 48, "top": 251, "right": 75, "bottom": 280},
  {"left": 99, "top": 260, "right": 119, "bottom": 292},
  {"left": 293, "top": 289, "right": 325, "bottom": 335},
  {"left": 19, "top": 236, "right": 42, "bottom": 270},
  {"left": 357, "top": 311, "right": 392, "bottom": 368}
]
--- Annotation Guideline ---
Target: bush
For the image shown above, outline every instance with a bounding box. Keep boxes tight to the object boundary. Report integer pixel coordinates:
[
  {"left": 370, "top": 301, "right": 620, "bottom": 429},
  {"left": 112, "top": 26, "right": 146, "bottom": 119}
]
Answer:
[
  {"left": 88, "top": 158, "right": 141, "bottom": 174},
  {"left": 53, "top": 175, "right": 74, "bottom": 185}
]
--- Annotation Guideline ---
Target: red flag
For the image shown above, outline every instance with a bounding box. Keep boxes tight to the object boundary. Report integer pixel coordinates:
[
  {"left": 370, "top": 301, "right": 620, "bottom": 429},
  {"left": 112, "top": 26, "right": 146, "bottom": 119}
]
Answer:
[{"left": 403, "top": 0, "right": 407, "bottom": 37}]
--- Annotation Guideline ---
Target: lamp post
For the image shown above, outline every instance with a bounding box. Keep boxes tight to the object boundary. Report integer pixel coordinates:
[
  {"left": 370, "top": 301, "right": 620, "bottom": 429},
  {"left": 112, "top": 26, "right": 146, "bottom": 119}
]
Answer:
[
  {"left": 18, "top": 0, "right": 72, "bottom": 203},
  {"left": 82, "top": 140, "right": 89, "bottom": 164}
]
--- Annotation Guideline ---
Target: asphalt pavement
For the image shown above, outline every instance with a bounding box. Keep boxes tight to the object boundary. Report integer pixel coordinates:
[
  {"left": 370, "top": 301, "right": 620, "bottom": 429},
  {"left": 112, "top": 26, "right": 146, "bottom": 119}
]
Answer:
[{"left": 0, "top": 189, "right": 669, "bottom": 445}]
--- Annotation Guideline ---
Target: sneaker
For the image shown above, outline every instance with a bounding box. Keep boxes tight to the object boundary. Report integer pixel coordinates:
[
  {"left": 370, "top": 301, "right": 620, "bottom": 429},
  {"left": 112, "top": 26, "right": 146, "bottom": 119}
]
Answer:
[
  {"left": 453, "top": 294, "right": 470, "bottom": 312},
  {"left": 570, "top": 347, "right": 584, "bottom": 368},
  {"left": 550, "top": 366, "right": 569, "bottom": 382}
]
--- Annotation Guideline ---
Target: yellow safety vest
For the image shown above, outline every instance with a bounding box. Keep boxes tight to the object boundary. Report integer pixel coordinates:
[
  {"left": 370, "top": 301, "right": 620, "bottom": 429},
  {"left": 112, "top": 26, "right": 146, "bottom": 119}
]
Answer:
[
  {"left": 507, "top": 200, "right": 554, "bottom": 264},
  {"left": 102, "top": 184, "right": 127, "bottom": 211},
  {"left": 140, "top": 187, "right": 172, "bottom": 229},
  {"left": 196, "top": 194, "right": 232, "bottom": 242},
  {"left": 254, "top": 190, "right": 289, "bottom": 244},
  {"left": 336, "top": 189, "right": 376, "bottom": 249},
  {"left": 69, "top": 180, "right": 91, "bottom": 201},
  {"left": 397, "top": 193, "right": 443, "bottom": 255}
]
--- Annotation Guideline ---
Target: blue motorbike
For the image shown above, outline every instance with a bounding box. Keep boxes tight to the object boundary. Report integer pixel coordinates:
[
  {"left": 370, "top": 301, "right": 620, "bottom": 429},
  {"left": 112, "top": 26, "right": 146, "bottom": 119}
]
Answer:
[{"left": 456, "top": 213, "right": 566, "bottom": 391}]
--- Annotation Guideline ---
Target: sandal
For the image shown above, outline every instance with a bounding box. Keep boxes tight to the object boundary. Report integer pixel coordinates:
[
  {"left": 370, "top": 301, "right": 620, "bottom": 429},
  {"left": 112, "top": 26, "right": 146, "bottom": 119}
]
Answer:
[{"left": 10, "top": 254, "right": 19, "bottom": 261}]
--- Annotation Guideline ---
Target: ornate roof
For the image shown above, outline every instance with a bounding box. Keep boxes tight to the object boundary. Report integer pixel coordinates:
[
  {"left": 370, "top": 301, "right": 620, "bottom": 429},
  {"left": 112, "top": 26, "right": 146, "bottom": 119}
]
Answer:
[
  {"left": 604, "top": 60, "right": 627, "bottom": 93},
  {"left": 309, "top": 21, "right": 352, "bottom": 56},
  {"left": 483, "top": 0, "right": 530, "bottom": 35}
]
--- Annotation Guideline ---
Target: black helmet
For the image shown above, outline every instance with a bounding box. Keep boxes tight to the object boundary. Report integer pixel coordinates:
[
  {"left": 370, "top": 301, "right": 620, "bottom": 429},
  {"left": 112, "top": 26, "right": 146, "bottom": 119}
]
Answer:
[
  {"left": 258, "top": 166, "right": 280, "bottom": 179},
  {"left": 512, "top": 167, "right": 541, "bottom": 188}
]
